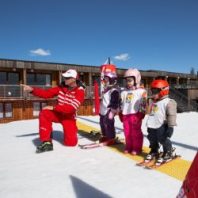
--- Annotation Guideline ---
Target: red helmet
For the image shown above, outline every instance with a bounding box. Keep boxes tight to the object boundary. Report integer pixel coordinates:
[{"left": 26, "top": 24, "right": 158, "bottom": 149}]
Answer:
[
  {"left": 100, "top": 64, "right": 116, "bottom": 74},
  {"left": 101, "top": 64, "right": 117, "bottom": 87},
  {"left": 151, "top": 79, "right": 169, "bottom": 98}
]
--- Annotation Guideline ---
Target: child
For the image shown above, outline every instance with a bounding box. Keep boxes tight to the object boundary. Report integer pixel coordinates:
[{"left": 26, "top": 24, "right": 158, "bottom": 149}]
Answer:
[
  {"left": 99, "top": 71, "right": 120, "bottom": 144},
  {"left": 120, "top": 68, "right": 147, "bottom": 155},
  {"left": 145, "top": 79, "right": 177, "bottom": 163}
]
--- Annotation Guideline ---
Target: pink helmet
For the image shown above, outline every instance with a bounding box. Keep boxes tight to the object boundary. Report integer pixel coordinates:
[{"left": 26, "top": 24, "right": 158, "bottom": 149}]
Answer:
[{"left": 124, "top": 68, "right": 141, "bottom": 87}]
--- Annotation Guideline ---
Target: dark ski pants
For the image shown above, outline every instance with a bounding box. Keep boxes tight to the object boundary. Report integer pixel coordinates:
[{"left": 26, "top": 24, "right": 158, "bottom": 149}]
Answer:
[
  {"left": 99, "top": 114, "right": 116, "bottom": 139},
  {"left": 147, "top": 124, "right": 172, "bottom": 154}
]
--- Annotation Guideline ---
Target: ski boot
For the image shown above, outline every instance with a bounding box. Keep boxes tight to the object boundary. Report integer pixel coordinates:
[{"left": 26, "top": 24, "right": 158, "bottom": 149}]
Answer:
[
  {"left": 99, "top": 136, "right": 108, "bottom": 143},
  {"left": 156, "top": 147, "right": 176, "bottom": 165},
  {"left": 136, "top": 150, "right": 158, "bottom": 166},
  {"left": 100, "top": 136, "right": 119, "bottom": 146},
  {"left": 90, "top": 130, "right": 101, "bottom": 136},
  {"left": 36, "top": 141, "right": 53, "bottom": 153},
  {"left": 145, "top": 150, "right": 159, "bottom": 162}
]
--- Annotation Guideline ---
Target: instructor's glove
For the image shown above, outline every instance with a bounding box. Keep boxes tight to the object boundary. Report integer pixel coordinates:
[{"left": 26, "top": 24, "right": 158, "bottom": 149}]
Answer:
[{"left": 166, "top": 127, "right": 174, "bottom": 138}]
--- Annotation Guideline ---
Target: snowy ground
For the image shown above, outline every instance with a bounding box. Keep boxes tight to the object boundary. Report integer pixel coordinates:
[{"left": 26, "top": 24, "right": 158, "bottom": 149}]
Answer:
[{"left": 0, "top": 112, "right": 198, "bottom": 198}]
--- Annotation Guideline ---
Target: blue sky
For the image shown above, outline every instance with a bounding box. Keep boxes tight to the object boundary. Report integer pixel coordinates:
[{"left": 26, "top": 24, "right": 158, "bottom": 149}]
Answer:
[{"left": 0, "top": 0, "right": 197, "bottom": 73}]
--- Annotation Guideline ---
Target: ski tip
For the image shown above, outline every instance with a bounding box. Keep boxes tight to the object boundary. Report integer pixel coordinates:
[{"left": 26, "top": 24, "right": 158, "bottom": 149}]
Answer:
[
  {"left": 136, "top": 161, "right": 147, "bottom": 167},
  {"left": 79, "top": 146, "right": 88, "bottom": 149},
  {"left": 144, "top": 166, "right": 153, "bottom": 170},
  {"left": 78, "top": 144, "right": 85, "bottom": 149}
]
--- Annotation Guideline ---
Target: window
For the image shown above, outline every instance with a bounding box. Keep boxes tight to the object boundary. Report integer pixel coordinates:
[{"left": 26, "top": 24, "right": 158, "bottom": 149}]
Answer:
[
  {"left": 27, "top": 73, "right": 35, "bottom": 85},
  {"left": 92, "top": 76, "right": 100, "bottom": 85},
  {"left": 27, "top": 73, "right": 51, "bottom": 86},
  {"left": 0, "top": 103, "right": 3, "bottom": 118},
  {"left": 79, "top": 74, "right": 85, "bottom": 82},
  {"left": 0, "top": 79, "right": 21, "bottom": 97},
  {"left": 0, "top": 72, "right": 7, "bottom": 84},
  {"left": 41, "top": 102, "right": 47, "bottom": 109},
  {"left": 33, "top": 102, "right": 40, "bottom": 117},
  {"left": 0, "top": 103, "right": 13, "bottom": 119},
  {"left": 5, "top": 103, "right": 13, "bottom": 118},
  {"left": 8, "top": 73, "right": 19, "bottom": 84},
  {"left": 117, "top": 77, "right": 124, "bottom": 87},
  {"left": 33, "top": 102, "right": 47, "bottom": 117},
  {"left": 0, "top": 72, "right": 19, "bottom": 84},
  {"left": 6, "top": 86, "right": 21, "bottom": 97},
  {"left": 37, "top": 74, "right": 51, "bottom": 86}
]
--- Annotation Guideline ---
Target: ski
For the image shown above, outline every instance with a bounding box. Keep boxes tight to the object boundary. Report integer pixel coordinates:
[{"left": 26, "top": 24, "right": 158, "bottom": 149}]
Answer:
[
  {"left": 136, "top": 151, "right": 163, "bottom": 167},
  {"left": 136, "top": 159, "right": 156, "bottom": 167},
  {"left": 136, "top": 159, "right": 154, "bottom": 166},
  {"left": 145, "top": 155, "right": 181, "bottom": 169},
  {"left": 78, "top": 142, "right": 106, "bottom": 149},
  {"left": 79, "top": 138, "right": 122, "bottom": 149}
]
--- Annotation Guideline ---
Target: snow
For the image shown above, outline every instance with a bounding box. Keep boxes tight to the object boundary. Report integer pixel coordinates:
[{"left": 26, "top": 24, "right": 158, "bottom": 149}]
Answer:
[{"left": 0, "top": 112, "right": 198, "bottom": 198}]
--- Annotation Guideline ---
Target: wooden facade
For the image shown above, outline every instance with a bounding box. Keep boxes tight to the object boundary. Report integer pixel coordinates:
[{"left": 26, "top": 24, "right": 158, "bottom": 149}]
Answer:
[{"left": 0, "top": 58, "right": 198, "bottom": 123}]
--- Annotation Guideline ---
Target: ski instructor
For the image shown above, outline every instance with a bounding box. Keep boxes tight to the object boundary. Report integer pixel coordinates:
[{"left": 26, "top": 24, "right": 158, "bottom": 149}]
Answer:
[{"left": 21, "top": 69, "right": 85, "bottom": 153}]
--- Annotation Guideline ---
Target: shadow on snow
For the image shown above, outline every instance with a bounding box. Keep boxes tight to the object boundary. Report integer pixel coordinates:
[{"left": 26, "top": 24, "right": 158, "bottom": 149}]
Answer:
[
  {"left": 70, "top": 175, "right": 112, "bottom": 198},
  {"left": 16, "top": 130, "right": 64, "bottom": 147}
]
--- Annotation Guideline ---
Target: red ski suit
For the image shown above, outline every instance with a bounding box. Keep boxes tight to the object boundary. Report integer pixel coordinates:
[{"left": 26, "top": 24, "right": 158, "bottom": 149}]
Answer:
[{"left": 32, "top": 85, "right": 85, "bottom": 146}]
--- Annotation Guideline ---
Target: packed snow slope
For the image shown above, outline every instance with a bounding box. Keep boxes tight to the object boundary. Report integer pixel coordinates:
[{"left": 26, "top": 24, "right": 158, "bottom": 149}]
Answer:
[{"left": 0, "top": 112, "right": 197, "bottom": 198}]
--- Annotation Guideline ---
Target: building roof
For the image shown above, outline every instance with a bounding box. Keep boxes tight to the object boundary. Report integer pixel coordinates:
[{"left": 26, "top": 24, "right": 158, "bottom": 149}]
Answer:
[{"left": 0, "top": 58, "right": 197, "bottom": 79}]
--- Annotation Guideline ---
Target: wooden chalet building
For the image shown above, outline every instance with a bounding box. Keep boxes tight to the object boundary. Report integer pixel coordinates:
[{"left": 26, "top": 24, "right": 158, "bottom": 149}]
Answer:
[{"left": 0, "top": 58, "right": 198, "bottom": 123}]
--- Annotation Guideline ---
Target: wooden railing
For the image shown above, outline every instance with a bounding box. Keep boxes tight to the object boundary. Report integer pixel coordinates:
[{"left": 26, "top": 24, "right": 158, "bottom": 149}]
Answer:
[
  {"left": 0, "top": 85, "right": 96, "bottom": 99},
  {"left": 0, "top": 85, "right": 198, "bottom": 112}
]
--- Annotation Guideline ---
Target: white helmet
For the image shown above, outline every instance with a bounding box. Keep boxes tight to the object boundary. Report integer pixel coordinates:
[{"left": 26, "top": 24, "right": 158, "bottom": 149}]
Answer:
[{"left": 124, "top": 68, "right": 141, "bottom": 87}]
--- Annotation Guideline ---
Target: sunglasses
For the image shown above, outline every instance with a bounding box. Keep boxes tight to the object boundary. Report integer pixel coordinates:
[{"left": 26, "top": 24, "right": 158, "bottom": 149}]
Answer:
[
  {"left": 125, "top": 78, "right": 134, "bottom": 82},
  {"left": 64, "top": 77, "right": 73, "bottom": 80},
  {"left": 151, "top": 88, "right": 161, "bottom": 94},
  {"left": 103, "top": 77, "right": 110, "bottom": 82}
]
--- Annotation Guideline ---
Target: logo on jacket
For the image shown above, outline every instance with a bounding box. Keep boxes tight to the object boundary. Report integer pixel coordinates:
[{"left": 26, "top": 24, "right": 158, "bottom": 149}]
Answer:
[
  {"left": 126, "top": 93, "right": 134, "bottom": 103},
  {"left": 151, "top": 104, "right": 158, "bottom": 113}
]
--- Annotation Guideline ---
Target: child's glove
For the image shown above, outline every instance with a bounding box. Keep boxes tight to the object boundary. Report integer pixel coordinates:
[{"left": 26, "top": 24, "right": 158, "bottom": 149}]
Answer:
[
  {"left": 108, "top": 111, "right": 115, "bottom": 120},
  {"left": 108, "top": 109, "right": 117, "bottom": 120},
  {"left": 166, "top": 127, "right": 174, "bottom": 138}
]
